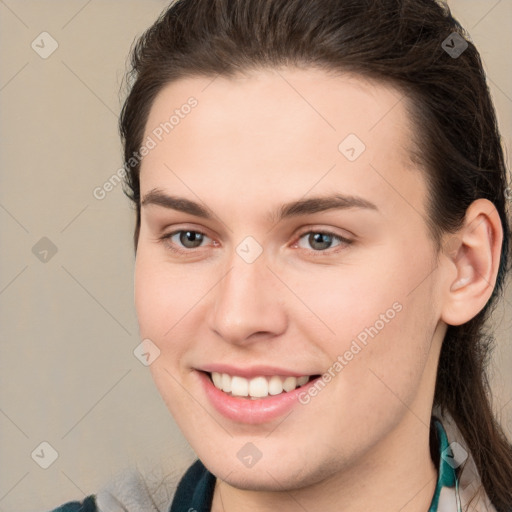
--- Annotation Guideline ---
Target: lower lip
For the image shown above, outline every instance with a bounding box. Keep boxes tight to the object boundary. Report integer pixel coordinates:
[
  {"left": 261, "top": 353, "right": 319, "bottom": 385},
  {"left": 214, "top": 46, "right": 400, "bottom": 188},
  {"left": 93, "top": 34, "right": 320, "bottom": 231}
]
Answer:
[{"left": 197, "top": 371, "right": 320, "bottom": 424}]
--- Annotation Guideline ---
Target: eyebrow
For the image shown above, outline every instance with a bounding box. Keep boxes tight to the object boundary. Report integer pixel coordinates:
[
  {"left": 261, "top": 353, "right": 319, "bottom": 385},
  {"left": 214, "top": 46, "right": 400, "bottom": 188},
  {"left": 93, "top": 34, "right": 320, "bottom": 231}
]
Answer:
[{"left": 141, "top": 188, "right": 378, "bottom": 223}]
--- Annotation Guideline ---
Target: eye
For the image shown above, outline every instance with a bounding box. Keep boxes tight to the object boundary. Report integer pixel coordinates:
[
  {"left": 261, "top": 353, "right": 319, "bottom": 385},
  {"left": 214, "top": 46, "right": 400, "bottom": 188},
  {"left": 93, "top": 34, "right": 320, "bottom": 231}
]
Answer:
[
  {"left": 158, "top": 228, "right": 352, "bottom": 256},
  {"left": 294, "top": 230, "right": 352, "bottom": 253},
  {"left": 160, "top": 229, "right": 213, "bottom": 253}
]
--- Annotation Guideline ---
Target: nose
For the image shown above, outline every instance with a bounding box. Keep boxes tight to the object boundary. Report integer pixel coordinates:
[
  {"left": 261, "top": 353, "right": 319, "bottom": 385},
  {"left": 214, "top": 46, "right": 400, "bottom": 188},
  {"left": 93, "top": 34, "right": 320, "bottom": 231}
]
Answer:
[{"left": 207, "top": 250, "right": 288, "bottom": 346}]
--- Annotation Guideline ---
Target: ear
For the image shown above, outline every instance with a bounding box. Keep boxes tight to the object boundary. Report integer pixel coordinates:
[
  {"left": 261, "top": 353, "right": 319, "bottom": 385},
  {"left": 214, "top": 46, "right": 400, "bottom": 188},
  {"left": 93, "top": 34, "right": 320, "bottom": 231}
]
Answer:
[{"left": 440, "top": 198, "right": 503, "bottom": 326}]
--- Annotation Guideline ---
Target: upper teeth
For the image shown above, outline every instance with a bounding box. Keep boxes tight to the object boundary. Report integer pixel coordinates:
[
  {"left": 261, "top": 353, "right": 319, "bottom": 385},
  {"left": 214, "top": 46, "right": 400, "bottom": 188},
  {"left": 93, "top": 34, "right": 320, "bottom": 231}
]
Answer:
[{"left": 211, "top": 372, "right": 310, "bottom": 398}]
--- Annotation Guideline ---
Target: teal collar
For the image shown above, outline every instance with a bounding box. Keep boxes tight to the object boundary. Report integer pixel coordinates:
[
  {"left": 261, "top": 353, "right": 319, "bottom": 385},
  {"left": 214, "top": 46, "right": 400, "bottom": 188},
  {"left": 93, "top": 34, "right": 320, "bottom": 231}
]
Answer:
[{"left": 429, "top": 416, "right": 462, "bottom": 512}]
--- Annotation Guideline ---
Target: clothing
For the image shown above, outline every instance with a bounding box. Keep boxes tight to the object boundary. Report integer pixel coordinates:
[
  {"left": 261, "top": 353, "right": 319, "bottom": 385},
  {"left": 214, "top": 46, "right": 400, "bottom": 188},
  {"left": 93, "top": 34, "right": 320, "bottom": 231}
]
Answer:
[{"left": 47, "top": 414, "right": 496, "bottom": 512}]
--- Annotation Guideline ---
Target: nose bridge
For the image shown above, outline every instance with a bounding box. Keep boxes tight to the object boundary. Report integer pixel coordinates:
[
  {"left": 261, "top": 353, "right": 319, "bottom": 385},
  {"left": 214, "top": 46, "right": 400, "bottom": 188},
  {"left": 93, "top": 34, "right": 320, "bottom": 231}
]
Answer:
[{"left": 208, "top": 245, "right": 286, "bottom": 343}]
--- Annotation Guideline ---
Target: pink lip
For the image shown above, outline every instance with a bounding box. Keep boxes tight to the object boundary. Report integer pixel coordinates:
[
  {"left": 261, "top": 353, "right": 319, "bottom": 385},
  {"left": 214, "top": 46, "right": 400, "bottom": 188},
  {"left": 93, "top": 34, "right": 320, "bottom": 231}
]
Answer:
[
  {"left": 197, "top": 370, "right": 321, "bottom": 424},
  {"left": 199, "top": 363, "right": 312, "bottom": 378}
]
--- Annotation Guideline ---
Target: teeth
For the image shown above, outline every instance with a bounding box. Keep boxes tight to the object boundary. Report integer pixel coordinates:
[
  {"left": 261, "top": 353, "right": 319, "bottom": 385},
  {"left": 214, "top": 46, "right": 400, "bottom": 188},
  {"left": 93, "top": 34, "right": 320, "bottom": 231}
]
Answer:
[
  {"left": 282, "top": 376, "right": 297, "bottom": 392},
  {"left": 210, "top": 372, "right": 311, "bottom": 398},
  {"left": 297, "top": 376, "right": 309, "bottom": 386},
  {"left": 231, "top": 376, "right": 249, "bottom": 397},
  {"left": 221, "top": 373, "right": 231, "bottom": 393},
  {"left": 211, "top": 372, "right": 223, "bottom": 389},
  {"left": 268, "top": 375, "right": 283, "bottom": 395},
  {"left": 248, "top": 376, "right": 268, "bottom": 398}
]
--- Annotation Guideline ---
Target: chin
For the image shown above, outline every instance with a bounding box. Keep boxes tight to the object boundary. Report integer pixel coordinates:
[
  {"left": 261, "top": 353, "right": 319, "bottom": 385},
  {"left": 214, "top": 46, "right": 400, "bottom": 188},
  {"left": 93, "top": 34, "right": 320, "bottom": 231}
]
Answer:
[
  {"left": 205, "top": 454, "right": 338, "bottom": 493},
  {"left": 223, "top": 468, "right": 309, "bottom": 492}
]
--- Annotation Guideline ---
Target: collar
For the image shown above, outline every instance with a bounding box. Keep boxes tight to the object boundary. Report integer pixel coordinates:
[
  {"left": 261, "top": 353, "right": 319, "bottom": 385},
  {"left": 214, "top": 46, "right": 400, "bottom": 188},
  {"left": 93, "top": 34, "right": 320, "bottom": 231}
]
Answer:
[
  {"left": 169, "top": 417, "right": 461, "bottom": 512},
  {"left": 429, "top": 416, "right": 463, "bottom": 512}
]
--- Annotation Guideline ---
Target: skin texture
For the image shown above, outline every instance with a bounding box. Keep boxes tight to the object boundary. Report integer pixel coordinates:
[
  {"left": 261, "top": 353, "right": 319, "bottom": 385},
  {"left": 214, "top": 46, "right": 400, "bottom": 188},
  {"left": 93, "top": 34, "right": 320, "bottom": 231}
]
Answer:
[{"left": 134, "top": 67, "right": 503, "bottom": 512}]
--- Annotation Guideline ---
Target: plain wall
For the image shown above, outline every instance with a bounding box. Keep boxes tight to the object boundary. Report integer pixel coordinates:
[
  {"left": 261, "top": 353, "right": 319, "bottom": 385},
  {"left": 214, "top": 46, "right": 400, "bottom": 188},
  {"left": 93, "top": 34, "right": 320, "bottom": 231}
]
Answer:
[{"left": 0, "top": 1, "right": 510, "bottom": 510}]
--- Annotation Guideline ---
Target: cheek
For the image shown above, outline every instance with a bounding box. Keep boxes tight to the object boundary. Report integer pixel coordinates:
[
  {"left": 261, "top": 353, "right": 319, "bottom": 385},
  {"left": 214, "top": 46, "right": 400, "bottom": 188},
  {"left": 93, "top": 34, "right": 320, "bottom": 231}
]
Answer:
[
  {"left": 295, "top": 243, "right": 438, "bottom": 409},
  {"left": 134, "top": 253, "right": 203, "bottom": 419},
  {"left": 285, "top": 253, "right": 410, "bottom": 349},
  {"left": 134, "top": 248, "right": 201, "bottom": 339},
  {"left": 134, "top": 257, "right": 167, "bottom": 339}
]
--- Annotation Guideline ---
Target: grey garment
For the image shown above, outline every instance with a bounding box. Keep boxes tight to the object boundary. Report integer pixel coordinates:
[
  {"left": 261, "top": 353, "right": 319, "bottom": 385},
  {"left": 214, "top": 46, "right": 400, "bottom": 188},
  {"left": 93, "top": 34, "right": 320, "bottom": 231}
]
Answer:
[{"left": 95, "top": 462, "right": 186, "bottom": 512}]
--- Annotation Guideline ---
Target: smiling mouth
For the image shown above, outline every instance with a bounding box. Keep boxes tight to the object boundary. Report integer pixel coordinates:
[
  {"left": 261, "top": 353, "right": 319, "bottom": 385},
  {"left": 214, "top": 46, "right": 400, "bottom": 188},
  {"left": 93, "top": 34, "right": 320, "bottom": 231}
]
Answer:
[{"left": 205, "top": 371, "right": 321, "bottom": 399}]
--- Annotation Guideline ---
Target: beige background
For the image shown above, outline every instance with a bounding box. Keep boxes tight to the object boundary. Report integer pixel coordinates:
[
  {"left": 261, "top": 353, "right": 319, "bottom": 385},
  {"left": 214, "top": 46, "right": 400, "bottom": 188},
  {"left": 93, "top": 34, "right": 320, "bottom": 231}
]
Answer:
[{"left": 0, "top": 1, "right": 510, "bottom": 510}]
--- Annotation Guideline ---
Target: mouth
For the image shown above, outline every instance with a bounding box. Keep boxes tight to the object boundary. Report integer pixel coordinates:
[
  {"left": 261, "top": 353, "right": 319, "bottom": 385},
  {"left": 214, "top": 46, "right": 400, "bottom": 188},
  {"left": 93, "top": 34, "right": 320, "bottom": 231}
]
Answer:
[{"left": 204, "top": 371, "right": 321, "bottom": 400}]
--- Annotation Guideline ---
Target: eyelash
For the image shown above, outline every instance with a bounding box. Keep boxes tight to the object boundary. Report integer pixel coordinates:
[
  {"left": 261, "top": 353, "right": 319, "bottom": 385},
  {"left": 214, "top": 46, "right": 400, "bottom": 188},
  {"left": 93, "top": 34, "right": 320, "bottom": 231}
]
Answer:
[{"left": 158, "top": 228, "right": 353, "bottom": 257}]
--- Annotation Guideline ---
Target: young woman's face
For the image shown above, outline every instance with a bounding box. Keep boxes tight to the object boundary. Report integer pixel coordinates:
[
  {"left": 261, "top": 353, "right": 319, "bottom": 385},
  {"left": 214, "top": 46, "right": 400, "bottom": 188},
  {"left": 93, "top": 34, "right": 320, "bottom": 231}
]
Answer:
[{"left": 135, "top": 67, "right": 447, "bottom": 490}]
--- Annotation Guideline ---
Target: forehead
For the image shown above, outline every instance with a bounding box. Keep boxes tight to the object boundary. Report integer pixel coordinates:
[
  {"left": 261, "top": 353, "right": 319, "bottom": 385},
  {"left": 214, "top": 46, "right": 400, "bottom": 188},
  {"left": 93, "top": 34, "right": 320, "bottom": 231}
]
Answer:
[
  {"left": 139, "top": 67, "right": 426, "bottom": 224},
  {"left": 142, "top": 67, "right": 416, "bottom": 166}
]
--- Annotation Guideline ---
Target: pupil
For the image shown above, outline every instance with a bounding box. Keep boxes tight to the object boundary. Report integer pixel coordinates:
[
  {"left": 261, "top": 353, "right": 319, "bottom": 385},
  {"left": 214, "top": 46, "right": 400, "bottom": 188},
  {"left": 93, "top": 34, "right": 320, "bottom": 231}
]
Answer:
[
  {"left": 311, "top": 232, "right": 331, "bottom": 250},
  {"left": 182, "top": 231, "right": 203, "bottom": 248}
]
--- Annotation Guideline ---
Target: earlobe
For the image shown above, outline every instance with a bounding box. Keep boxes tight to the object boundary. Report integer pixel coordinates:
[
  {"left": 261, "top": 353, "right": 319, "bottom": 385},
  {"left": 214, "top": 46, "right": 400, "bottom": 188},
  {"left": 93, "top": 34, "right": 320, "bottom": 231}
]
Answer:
[{"left": 440, "top": 199, "right": 503, "bottom": 326}]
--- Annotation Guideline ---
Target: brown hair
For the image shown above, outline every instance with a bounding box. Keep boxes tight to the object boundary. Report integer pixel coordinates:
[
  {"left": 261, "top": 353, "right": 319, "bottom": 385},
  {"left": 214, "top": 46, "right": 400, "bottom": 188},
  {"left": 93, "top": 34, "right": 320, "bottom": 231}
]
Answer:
[{"left": 119, "top": 0, "right": 512, "bottom": 509}]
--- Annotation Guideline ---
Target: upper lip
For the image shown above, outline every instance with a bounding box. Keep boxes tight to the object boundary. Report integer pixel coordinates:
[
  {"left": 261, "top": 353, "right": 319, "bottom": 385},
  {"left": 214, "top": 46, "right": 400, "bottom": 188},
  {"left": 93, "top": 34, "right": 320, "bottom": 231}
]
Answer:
[{"left": 198, "top": 364, "right": 317, "bottom": 379}]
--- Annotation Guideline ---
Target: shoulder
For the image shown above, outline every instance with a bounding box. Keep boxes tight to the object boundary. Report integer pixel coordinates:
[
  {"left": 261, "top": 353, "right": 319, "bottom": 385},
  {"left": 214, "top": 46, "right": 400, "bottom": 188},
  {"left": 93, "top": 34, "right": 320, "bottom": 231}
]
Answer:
[
  {"left": 48, "top": 495, "right": 97, "bottom": 512},
  {"left": 46, "top": 459, "right": 193, "bottom": 512}
]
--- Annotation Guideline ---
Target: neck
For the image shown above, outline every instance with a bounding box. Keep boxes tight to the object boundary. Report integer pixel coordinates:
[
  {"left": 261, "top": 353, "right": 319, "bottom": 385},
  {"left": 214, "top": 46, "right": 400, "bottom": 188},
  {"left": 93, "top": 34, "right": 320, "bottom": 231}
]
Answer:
[{"left": 211, "top": 415, "right": 438, "bottom": 512}]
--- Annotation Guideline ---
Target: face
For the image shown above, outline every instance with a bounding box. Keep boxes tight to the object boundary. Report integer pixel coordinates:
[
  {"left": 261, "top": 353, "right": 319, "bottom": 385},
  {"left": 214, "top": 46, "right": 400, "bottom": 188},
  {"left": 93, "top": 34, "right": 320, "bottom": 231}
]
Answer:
[{"left": 134, "top": 67, "right": 446, "bottom": 491}]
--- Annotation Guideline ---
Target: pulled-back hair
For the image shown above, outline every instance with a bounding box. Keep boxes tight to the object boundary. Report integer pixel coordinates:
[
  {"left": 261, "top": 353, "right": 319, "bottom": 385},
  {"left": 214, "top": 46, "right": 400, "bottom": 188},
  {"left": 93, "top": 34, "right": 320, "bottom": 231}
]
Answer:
[{"left": 119, "top": 0, "right": 512, "bottom": 509}]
